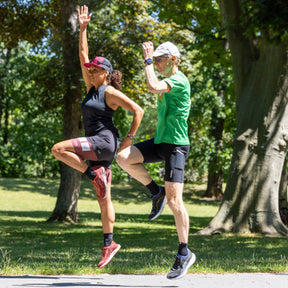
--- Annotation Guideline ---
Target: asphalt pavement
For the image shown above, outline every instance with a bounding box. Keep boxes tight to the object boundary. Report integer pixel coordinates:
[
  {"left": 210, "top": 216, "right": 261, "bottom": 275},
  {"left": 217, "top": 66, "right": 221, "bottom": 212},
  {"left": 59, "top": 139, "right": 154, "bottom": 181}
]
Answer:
[{"left": 0, "top": 273, "right": 287, "bottom": 288}]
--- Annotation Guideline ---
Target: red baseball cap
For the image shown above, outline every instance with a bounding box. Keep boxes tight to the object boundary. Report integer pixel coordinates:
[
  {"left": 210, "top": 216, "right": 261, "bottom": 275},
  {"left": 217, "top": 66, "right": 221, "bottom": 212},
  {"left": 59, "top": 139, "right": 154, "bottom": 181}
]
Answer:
[{"left": 84, "top": 56, "right": 113, "bottom": 73}]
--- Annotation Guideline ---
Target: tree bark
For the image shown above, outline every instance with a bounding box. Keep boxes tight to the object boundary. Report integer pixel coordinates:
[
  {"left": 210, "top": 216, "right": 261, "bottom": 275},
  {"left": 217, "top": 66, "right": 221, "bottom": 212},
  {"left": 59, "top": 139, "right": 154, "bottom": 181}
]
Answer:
[
  {"left": 47, "top": 0, "right": 82, "bottom": 223},
  {"left": 204, "top": 90, "right": 224, "bottom": 200},
  {"left": 198, "top": 0, "right": 288, "bottom": 236},
  {"left": 279, "top": 158, "right": 288, "bottom": 226}
]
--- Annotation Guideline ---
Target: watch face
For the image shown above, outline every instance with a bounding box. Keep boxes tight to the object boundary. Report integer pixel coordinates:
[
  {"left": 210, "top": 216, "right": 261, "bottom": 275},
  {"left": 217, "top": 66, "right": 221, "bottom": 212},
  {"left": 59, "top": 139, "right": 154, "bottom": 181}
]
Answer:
[{"left": 147, "top": 58, "right": 153, "bottom": 64}]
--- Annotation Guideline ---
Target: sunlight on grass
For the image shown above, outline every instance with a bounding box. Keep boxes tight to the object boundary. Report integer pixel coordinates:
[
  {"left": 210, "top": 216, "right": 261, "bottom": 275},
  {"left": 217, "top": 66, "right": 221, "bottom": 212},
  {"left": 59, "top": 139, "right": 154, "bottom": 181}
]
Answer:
[{"left": 0, "top": 177, "right": 287, "bottom": 275}]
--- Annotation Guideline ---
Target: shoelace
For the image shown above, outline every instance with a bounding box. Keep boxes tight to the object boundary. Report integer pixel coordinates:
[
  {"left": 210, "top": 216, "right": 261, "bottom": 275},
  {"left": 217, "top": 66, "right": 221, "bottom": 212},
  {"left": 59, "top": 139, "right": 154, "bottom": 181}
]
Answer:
[
  {"left": 102, "top": 246, "right": 112, "bottom": 257},
  {"left": 172, "top": 255, "right": 182, "bottom": 269}
]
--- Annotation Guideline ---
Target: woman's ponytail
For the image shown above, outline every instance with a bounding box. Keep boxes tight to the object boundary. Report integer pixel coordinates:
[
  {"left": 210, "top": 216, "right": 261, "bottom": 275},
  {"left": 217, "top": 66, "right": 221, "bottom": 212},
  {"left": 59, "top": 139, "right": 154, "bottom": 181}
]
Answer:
[{"left": 107, "top": 70, "right": 122, "bottom": 90}]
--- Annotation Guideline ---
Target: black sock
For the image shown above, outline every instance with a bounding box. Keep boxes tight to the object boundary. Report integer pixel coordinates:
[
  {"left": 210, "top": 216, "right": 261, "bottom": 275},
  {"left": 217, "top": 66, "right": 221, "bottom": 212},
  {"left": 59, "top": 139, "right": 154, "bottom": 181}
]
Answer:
[
  {"left": 178, "top": 242, "right": 188, "bottom": 256},
  {"left": 104, "top": 233, "right": 113, "bottom": 247},
  {"left": 146, "top": 180, "right": 160, "bottom": 196},
  {"left": 84, "top": 167, "right": 96, "bottom": 181}
]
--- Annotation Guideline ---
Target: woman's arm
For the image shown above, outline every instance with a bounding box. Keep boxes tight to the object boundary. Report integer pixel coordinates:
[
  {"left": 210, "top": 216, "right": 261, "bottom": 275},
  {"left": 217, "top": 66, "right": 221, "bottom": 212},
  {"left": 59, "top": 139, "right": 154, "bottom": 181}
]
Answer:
[
  {"left": 77, "top": 5, "right": 93, "bottom": 92},
  {"left": 105, "top": 87, "right": 144, "bottom": 152}
]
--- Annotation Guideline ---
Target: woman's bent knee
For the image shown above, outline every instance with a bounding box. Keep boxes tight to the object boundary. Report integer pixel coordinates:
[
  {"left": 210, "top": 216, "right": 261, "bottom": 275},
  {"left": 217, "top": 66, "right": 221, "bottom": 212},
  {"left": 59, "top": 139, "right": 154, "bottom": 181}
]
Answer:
[{"left": 51, "top": 143, "right": 64, "bottom": 158}]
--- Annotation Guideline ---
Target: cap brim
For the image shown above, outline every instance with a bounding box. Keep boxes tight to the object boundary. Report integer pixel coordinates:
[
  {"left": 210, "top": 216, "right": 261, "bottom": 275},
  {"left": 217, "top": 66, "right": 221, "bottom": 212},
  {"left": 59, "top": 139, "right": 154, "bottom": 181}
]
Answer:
[
  {"left": 84, "top": 63, "right": 97, "bottom": 67},
  {"left": 153, "top": 51, "right": 166, "bottom": 57}
]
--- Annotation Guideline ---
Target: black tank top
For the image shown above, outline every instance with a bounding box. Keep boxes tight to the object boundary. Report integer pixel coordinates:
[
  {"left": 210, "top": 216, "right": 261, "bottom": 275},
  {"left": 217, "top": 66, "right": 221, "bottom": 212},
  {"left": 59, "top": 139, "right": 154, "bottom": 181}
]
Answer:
[{"left": 81, "top": 85, "right": 119, "bottom": 137}]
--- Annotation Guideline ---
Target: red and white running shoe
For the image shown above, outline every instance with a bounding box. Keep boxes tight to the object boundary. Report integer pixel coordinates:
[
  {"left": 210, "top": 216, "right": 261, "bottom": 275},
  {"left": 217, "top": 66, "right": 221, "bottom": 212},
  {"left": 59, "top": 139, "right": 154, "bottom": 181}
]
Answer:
[
  {"left": 97, "top": 241, "right": 121, "bottom": 269},
  {"left": 91, "top": 166, "right": 110, "bottom": 199}
]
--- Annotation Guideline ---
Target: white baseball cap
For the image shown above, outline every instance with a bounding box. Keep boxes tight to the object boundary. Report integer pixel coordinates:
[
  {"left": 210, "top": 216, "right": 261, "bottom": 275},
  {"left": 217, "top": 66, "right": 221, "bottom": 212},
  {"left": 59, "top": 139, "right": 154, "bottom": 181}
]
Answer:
[{"left": 153, "top": 41, "right": 181, "bottom": 58}]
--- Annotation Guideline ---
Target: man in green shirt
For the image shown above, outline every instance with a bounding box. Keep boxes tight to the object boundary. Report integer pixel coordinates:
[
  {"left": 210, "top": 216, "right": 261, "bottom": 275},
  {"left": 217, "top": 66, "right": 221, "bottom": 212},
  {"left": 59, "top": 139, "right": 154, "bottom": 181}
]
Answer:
[{"left": 117, "top": 41, "right": 196, "bottom": 279}]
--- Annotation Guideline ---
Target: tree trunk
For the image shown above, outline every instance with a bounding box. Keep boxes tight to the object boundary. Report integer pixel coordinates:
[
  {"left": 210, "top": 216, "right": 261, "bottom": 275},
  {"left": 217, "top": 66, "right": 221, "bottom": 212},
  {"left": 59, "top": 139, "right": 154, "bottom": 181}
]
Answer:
[
  {"left": 204, "top": 39, "right": 229, "bottom": 200},
  {"left": 279, "top": 158, "right": 288, "bottom": 226},
  {"left": 199, "top": 0, "right": 288, "bottom": 236},
  {"left": 1, "top": 49, "right": 11, "bottom": 145},
  {"left": 204, "top": 91, "right": 224, "bottom": 200},
  {"left": 47, "top": 0, "right": 82, "bottom": 223}
]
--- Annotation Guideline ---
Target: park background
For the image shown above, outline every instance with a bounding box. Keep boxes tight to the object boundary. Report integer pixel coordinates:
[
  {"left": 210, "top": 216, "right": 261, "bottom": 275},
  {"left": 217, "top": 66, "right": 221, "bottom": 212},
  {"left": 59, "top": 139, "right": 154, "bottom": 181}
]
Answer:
[{"left": 0, "top": 0, "right": 288, "bottom": 275}]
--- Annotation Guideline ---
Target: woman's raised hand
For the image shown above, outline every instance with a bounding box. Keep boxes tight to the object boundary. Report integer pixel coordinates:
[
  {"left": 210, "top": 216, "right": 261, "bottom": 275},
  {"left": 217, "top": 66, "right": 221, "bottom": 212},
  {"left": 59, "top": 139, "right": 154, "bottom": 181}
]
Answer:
[{"left": 77, "top": 5, "right": 92, "bottom": 28}]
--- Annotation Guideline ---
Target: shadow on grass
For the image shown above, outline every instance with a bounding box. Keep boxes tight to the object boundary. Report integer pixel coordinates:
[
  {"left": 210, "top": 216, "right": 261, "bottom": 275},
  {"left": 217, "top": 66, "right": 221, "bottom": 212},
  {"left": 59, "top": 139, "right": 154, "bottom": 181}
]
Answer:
[{"left": 1, "top": 210, "right": 288, "bottom": 274}]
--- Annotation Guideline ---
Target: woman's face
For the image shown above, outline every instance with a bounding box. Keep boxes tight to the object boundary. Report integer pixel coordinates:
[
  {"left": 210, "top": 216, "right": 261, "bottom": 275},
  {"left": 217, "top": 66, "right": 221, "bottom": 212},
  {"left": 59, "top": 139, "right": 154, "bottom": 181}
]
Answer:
[{"left": 88, "top": 66, "right": 108, "bottom": 86}]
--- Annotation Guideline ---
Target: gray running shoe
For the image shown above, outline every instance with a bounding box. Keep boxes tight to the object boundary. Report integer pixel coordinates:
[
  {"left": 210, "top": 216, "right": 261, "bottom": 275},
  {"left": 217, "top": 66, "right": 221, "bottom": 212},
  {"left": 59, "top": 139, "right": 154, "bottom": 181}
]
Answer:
[
  {"left": 167, "top": 249, "right": 196, "bottom": 280},
  {"left": 148, "top": 186, "right": 166, "bottom": 220}
]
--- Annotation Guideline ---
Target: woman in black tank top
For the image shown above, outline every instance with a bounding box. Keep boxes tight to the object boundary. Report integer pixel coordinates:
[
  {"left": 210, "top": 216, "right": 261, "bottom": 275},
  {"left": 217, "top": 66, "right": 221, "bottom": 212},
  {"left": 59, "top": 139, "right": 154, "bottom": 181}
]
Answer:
[{"left": 51, "top": 5, "right": 144, "bottom": 269}]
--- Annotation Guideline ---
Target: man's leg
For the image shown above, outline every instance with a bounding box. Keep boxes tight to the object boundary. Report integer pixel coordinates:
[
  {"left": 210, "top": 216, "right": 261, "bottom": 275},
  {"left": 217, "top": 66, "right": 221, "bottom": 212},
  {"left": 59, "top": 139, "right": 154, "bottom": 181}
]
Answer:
[
  {"left": 116, "top": 146, "right": 152, "bottom": 185},
  {"left": 117, "top": 146, "right": 166, "bottom": 220},
  {"left": 165, "top": 182, "right": 189, "bottom": 243},
  {"left": 165, "top": 181, "right": 196, "bottom": 279}
]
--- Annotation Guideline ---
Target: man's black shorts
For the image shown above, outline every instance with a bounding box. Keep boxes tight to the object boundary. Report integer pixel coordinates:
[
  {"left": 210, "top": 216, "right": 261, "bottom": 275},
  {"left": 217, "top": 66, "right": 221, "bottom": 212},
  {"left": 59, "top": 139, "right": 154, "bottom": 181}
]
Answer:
[{"left": 134, "top": 138, "right": 190, "bottom": 183}]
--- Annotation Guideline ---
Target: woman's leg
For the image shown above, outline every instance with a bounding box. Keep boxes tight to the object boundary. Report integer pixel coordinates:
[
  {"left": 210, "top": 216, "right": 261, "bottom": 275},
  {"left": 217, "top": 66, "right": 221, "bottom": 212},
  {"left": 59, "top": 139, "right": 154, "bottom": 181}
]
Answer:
[
  {"left": 51, "top": 139, "right": 88, "bottom": 172},
  {"left": 95, "top": 183, "right": 115, "bottom": 233}
]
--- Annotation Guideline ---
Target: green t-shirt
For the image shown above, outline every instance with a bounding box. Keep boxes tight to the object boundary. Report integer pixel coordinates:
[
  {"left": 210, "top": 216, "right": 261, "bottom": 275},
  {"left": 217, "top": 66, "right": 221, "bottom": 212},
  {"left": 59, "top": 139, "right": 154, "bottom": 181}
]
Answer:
[{"left": 154, "top": 71, "right": 191, "bottom": 145}]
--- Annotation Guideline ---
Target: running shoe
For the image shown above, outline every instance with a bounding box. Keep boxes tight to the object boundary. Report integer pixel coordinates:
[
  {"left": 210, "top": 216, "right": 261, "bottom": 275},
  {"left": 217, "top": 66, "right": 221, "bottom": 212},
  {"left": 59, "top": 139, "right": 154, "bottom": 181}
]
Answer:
[
  {"left": 97, "top": 241, "right": 121, "bottom": 269},
  {"left": 167, "top": 249, "right": 196, "bottom": 280},
  {"left": 91, "top": 166, "right": 108, "bottom": 199},
  {"left": 148, "top": 186, "right": 167, "bottom": 220}
]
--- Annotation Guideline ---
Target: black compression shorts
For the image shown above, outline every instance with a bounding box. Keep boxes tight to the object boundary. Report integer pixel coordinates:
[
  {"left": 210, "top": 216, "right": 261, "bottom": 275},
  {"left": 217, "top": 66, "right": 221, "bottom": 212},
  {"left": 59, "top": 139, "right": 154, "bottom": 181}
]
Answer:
[
  {"left": 134, "top": 138, "right": 190, "bottom": 183},
  {"left": 71, "top": 129, "right": 119, "bottom": 168}
]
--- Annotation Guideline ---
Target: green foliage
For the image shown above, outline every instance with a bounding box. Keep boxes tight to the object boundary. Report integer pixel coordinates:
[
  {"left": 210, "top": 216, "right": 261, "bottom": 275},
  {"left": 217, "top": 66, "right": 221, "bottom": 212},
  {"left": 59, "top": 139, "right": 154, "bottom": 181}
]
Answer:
[
  {"left": 241, "top": 0, "right": 288, "bottom": 41},
  {"left": 0, "top": 42, "right": 63, "bottom": 178},
  {"left": 0, "top": 0, "right": 53, "bottom": 49},
  {"left": 0, "top": 0, "right": 238, "bottom": 182},
  {"left": 187, "top": 63, "right": 235, "bottom": 181}
]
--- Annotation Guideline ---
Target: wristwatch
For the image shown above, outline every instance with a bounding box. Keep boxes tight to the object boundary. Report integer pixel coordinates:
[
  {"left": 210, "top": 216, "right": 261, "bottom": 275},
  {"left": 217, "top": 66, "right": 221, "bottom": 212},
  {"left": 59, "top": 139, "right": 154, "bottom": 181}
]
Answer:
[
  {"left": 144, "top": 58, "right": 153, "bottom": 65},
  {"left": 127, "top": 134, "right": 135, "bottom": 140}
]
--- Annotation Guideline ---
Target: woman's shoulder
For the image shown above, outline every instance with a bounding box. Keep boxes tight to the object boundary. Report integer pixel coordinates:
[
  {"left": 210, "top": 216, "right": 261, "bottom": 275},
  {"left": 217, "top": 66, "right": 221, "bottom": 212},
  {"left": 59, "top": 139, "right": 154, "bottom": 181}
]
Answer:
[{"left": 104, "top": 85, "right": 117, "bottom": 95}]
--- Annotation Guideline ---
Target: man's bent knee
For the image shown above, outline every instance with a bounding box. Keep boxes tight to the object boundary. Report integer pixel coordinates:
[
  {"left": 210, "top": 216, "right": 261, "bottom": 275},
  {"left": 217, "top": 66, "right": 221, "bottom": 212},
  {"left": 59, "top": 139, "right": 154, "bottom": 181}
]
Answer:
[{"left": 116, "top": 147, "right": 132, "bottom": 167}]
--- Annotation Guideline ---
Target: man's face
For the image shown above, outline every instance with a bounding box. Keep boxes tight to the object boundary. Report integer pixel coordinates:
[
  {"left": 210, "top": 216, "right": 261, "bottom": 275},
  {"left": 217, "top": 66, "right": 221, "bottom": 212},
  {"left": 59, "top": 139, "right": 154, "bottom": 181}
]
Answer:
[{"left": 154, "top": 55, "right": 172, "bottom": 75}]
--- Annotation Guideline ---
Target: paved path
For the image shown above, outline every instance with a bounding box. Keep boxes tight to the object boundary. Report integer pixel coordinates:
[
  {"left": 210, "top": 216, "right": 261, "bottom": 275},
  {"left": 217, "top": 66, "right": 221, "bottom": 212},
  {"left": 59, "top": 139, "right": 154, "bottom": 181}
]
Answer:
[{"left": 0, "top": 273, "right": 287, "bottom": 288}]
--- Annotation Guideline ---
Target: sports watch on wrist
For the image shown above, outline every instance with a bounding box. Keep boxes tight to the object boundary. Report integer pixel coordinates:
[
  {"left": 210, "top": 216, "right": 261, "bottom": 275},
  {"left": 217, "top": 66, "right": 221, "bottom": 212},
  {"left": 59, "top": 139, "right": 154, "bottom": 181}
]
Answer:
[
  {"left": 144, "top": 58, "right": 153, "bottom": 65},
  {"left": 127, "top": 134, "right": 135, "bottom": 140}
]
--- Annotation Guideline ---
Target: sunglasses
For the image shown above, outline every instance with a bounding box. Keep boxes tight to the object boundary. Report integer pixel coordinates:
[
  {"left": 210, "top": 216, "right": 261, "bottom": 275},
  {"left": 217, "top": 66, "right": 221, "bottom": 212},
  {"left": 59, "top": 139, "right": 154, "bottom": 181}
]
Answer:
[
  {"left": 154, "top": 56, "right": 171, "bottom": 63},
  {"left": 87, "top": 67, "right": 105, "bottom": 73}
]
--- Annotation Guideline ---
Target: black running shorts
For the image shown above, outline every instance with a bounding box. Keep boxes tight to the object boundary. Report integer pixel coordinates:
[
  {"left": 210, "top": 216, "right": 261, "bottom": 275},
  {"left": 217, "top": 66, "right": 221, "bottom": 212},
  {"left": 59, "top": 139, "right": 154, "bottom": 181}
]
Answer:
[
  {"left": 72, "top": 129, "right": 118, "bottom": 168},
  {"left": 134, "top": 138, "right": 190, "bottom": 183}
]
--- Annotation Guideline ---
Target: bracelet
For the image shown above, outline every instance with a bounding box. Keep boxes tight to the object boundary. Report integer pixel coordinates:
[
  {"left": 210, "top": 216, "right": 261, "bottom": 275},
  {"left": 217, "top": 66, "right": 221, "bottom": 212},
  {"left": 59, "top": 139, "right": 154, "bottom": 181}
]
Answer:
[{"left": 127, "top": 134, "right": 135, "bottom": 140}]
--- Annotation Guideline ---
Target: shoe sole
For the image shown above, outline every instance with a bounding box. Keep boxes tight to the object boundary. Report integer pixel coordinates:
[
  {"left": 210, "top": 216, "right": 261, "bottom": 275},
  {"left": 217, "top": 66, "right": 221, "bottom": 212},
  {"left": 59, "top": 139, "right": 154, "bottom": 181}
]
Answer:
[
  {"left": 97, "top": 244, "right": 121, "bottom": 269},
  {"left": 149, "top": 196, "right": 167, "bottom": 221},
  {"left": 167, "top": 252, "right": 196, "bottom": 280}
]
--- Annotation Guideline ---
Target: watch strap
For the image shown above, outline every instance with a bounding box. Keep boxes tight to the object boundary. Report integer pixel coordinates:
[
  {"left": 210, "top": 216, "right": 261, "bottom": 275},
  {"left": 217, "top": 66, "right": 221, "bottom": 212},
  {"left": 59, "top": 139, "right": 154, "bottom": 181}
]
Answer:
[{"left": 144, "top": 58, "right": 153, "bottom": 65}]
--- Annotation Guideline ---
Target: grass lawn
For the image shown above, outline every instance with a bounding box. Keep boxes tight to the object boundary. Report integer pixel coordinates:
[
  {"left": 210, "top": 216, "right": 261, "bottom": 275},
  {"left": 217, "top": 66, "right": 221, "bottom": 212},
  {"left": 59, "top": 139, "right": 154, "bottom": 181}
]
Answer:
[{"left": 0, "top": 177, "right": 287, "bottom": 275}]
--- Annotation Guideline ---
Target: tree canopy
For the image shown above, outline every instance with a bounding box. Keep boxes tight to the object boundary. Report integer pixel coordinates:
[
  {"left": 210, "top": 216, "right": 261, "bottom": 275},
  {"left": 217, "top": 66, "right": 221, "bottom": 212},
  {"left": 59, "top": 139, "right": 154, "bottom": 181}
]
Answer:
[{"left": 0, "top": 0, "right": 287, "bottom": 232}]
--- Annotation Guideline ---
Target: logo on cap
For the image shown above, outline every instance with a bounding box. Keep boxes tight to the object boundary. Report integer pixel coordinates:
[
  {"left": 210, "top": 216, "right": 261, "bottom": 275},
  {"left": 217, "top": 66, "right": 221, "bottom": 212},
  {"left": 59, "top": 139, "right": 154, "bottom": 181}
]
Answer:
[{"left": 84, "top": 56, "right": 113, "bottom": 73}]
